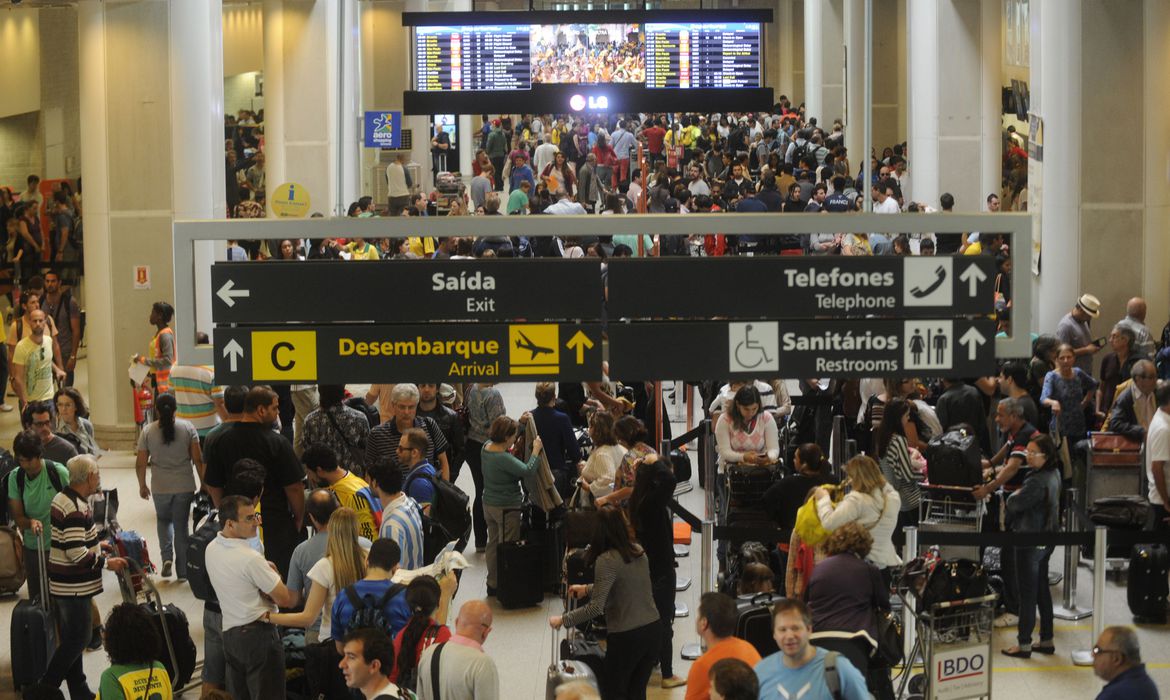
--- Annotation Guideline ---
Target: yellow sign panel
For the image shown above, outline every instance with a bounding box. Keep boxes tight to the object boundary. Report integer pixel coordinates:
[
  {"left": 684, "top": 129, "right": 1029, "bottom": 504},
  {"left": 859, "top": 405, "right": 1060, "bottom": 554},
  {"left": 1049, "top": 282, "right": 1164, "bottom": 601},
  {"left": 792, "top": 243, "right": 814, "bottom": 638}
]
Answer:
[
  {"left": 270, "top": 182, "right": 311, "bottom": 218},
  {"left": 252, "top": 330, "right": 318, "bottom": 381},
  {"left": 508, "top": 324, "right": 559, "bottom": 374}
]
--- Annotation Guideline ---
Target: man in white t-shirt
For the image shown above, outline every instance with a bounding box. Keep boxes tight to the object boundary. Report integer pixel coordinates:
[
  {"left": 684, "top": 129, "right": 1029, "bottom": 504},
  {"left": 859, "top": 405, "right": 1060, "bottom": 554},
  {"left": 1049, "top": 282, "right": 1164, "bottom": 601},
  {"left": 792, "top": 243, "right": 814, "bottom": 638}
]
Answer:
[
  {"left": 1145, "top": 382, "right": 1170, "bottom": 530},
  {"left": 340, "top": 627, "right": 403, "bottom": 699},
  {"left": 205, "top": 495, "right": 296, "bottom": 700}
]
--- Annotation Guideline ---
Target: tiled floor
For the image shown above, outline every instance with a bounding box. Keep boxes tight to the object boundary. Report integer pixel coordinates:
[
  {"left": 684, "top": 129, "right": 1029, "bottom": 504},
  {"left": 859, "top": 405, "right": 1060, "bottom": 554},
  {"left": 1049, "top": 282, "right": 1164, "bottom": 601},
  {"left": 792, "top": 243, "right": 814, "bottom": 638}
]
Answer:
[{"left": 0, "top": 376, "right": 1165, "bottom": 698}]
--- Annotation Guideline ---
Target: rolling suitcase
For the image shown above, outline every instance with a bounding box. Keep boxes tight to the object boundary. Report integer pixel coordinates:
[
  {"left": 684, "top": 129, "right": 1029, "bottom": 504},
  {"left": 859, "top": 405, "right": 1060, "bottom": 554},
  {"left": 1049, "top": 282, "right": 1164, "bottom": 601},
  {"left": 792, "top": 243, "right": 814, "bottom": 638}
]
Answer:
[
  {"left": 546, "top": 623, "right": 598, "bottom": 700},
  {"left": 726, "top": 464, "right": 778, "bottom": 509},
  {"left": 11, "top": 545, "right": 55, "bottom": 692},
  {"left": 498, "top": 538, "right": 544, "bottom": 609},
  {"left": 736, "top": 592, "right": 782, "bottom": 658},
  {"left": 0, "top": 525, "right": 26, "bottom": 594},
  {"left": 118, "top": 559, "right": 198, "bottom": 688},
  {"left": 1127, "top": 544, "right": 1169, "bottom": 623},
  {"left": 564, "top": 547, "right": 594, "bottom": 585}
]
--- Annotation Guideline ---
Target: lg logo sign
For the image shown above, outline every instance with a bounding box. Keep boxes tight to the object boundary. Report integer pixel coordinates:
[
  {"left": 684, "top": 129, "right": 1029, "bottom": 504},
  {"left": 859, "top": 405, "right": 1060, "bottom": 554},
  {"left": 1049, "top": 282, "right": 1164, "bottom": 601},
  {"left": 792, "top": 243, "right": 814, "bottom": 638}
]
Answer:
[{"left": 569, "top": 94, "right": 609, "bottom": 111}]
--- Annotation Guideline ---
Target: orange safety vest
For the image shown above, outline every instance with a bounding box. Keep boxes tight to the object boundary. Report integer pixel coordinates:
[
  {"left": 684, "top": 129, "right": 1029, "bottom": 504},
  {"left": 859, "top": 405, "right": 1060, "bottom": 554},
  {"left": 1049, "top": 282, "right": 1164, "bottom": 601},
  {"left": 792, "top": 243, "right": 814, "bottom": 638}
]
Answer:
[{"left": 149, "top": 326, "right": 176, "bottom": 394}]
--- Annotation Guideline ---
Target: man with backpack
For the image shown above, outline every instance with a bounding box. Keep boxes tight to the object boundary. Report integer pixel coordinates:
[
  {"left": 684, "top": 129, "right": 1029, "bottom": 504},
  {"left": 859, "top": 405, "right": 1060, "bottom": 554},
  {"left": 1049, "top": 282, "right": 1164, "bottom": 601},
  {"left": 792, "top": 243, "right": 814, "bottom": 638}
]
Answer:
[
  {"left": 401, "top": 429, "right": 440, "bottom": 511},
  {"left": 6, "top": 429, "right": 69, "bottom": 601},
  {"left": 329, "top": 538, "right": 410, "bottom": 652},
  {"left": 754, "top": 599, "right": 868, "bottom": 700},
  {"left": 41, "top": 270, "right": 81, "bottom": 387},
  {"left": 303, "top": 445, "right": 381, "bottom": 541},
  {"left": 24, "top": 400, "right": 79, "bottom": 465}
]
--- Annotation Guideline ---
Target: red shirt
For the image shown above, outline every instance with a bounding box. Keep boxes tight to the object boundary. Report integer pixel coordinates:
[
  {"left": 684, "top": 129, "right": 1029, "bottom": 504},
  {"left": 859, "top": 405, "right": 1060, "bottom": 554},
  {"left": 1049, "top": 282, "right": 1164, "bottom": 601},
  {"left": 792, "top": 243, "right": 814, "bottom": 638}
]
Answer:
[
  {"left": 390, "top": 622, "right": 452, "bottom": 683},
  {"left": 643, "top": 126, "right": 666, "bottom": 154}
]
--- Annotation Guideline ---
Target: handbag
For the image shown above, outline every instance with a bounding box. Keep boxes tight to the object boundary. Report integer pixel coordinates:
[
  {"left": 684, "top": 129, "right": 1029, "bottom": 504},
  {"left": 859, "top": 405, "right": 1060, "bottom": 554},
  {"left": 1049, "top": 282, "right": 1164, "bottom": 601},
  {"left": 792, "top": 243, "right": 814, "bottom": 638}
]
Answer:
[
  {"left": 872, "top": 609, "right": 903, "bottom": 666},
  {"left": 794, "top": 490, "right": 836, "bottom": 547},
  {"left": 325, "top": 408, "right": 366, "bottom": 468},
  {"left": 1051, "top": 423, "right": 1074, "bottom": 481},
  {"left": 567, "top": 484, "right": 595, "bottom": 511}
]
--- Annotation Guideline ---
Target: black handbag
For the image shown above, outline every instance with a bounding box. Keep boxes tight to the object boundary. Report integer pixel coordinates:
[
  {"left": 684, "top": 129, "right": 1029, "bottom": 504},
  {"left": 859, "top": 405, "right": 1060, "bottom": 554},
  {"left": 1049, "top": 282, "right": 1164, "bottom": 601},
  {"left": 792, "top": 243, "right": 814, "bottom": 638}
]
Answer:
[
  {"left": 872, "top": 609, "right": 903, "bottom": 666},
  {"left": 920, "top": 558, "right": 988, "bottom": 609}
]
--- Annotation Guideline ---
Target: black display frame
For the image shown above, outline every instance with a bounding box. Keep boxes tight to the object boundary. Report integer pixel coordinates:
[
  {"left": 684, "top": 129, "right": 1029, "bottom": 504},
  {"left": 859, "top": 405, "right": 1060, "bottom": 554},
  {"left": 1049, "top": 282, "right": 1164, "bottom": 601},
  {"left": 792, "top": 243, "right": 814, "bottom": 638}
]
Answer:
[{"left": 402, "top": 9, "right": 775, "bottom": 115}]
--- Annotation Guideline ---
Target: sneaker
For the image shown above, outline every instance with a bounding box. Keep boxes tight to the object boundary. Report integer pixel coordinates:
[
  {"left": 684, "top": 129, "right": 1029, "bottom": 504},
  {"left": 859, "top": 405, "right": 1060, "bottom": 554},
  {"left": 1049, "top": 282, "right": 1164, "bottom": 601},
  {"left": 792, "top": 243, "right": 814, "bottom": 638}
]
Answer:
[
  {"left": 661, "top": 676, "right": 687, "bottom": 689},
  {"left": 0, "top": 404, "right": 12, "bottom": 413},
  {"left": 994, "top": 612, "right": 1019, "bottom": 628},
  {"left": 161, "top": 560, "right": 173, "bottom": 578}
]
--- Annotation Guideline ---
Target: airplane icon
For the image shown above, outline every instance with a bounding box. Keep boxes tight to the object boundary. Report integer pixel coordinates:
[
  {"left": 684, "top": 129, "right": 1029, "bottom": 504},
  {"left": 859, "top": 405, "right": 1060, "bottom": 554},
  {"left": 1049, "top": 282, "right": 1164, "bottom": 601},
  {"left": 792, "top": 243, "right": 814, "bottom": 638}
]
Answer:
[{"left": 515, "top": 331, "right": 554, "bottom": 361}]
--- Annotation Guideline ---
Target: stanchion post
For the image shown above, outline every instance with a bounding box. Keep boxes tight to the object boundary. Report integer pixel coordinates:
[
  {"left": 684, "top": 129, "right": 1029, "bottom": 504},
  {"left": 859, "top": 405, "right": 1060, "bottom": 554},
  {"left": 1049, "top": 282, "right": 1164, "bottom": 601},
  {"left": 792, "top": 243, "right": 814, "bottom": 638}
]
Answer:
[
  {"left": 902, "top": 526, "right": 918, "bottom": 663},
  {"left": 1054, "top": 487, "right": 1092, "bottom": 620},
  {"left": 681, "top": 517, "right": 715, "bottom": 661},
  {"left": 1072, "top": 526, "right": 1109, "bottom": 666}
]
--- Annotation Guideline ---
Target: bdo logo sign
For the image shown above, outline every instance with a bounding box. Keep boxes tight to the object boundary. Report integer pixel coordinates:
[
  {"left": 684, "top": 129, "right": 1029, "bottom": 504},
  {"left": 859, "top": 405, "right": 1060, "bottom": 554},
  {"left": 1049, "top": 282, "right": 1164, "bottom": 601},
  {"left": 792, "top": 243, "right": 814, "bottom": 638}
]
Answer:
[{"left": 933, "top": 646, "right": 989, "bottom": 699}]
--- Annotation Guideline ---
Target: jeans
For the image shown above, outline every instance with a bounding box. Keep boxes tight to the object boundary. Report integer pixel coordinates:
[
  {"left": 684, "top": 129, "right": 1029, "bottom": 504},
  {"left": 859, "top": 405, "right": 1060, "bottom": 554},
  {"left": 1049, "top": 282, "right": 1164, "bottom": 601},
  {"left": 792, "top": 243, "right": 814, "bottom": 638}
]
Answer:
[
  {"left": 42, "top": 595, "right": 94, "bottom": 699},
  {"left": 1014, "top": 544, "right": 1055, "bottom": 648},
  {"left": 483, "top": 504, "right": 521, "bottom": 590},
  {"left": 223, "top": 621, "right": 284, "bottom": 700},
  {"left": 604, "top": 621, "right": 661, "bottom": 700},
  {"left": 202, "top": 606, "right": 225, "bottom": 685},
  {"left": 153, "top": 491, "right": 196, "bottom": 577},
  {"left": 465, "top": 439, "right": 488, "bottom": 547}
]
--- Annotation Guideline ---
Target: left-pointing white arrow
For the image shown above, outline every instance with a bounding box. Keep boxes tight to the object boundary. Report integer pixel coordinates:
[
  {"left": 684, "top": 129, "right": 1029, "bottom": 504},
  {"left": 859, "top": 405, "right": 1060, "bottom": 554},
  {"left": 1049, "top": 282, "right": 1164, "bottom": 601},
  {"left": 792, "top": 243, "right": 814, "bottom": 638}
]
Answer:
[
  {"left": 958, "top": 327, "right": 987, "bottom": 361},
  {"left": 223, "top": 338, "right": 245, "bottom": 372},
  {"left": 217, "top": 279, "right": 251, "bottom": 308}
]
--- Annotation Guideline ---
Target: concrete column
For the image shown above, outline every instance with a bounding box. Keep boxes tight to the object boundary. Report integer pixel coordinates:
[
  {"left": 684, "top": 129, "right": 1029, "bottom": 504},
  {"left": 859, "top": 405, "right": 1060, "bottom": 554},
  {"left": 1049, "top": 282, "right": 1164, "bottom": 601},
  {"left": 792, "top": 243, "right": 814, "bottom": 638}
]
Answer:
[
  {"left": 79, "top": 0, "right": 180, "bottom": 443},
  {"left": 980, "top": 0, "right": 1002, "bottom": 206},
  {"left": 169, "top": 0, "right": 225, "bottom": 340},
  {"left": 906, "top": 0, "right": 939, "bottom": 206},
  {"left": 1144, "top": 0, "right": 1170, "bottom": 328},
  {"left": 843, "top": 0, "right": 864, "bottom": 162},
  {"left": 776, "top": 0, "right": 796, "bottom": 100},
  {"left": 803, "top": 0, "right": 823, "bottom": 123},
  {"left": 804, "top": 0, "right": 845, "bottom": 126},
  {"left": 263, "top": 0, "right": 358, "bottom": 216},
  {"left": 1030, "top": 0, "right": 1081, "bottom": 332}
]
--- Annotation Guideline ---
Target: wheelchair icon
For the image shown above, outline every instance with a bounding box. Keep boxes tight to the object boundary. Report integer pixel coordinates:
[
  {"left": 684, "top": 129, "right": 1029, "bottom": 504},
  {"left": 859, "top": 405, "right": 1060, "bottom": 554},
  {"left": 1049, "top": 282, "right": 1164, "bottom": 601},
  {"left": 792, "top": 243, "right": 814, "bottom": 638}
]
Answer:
[{"left": 733, "top": 324, "right": 774, "bottom": 369}]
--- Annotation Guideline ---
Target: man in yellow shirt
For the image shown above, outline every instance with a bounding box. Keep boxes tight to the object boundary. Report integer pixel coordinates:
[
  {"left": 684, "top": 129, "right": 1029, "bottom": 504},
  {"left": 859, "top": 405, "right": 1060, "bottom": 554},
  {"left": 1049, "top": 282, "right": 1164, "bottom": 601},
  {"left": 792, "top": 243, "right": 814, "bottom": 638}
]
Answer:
[
  {"left": 345, "top": 237, "right": 380, "bottom": 260},
  {"left": 302, "top": 445, "right": 380, "bottom": 541}
]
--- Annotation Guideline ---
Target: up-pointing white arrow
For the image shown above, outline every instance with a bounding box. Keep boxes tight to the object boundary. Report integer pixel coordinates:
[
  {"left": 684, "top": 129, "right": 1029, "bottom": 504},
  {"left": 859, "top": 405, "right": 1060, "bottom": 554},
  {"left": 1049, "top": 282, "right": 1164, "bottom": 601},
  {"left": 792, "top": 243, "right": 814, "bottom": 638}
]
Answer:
[
  {"left": 217, "top": 279, "right": 251, "bottom": 307},
  {"left": 958, "top": 264, "right": 988, "bottom": 297},
  {"left": 223, "top": 338, "right": 245, "bottom": 372},
  {"left": 959, "top": 327, "right": 987, "bottom": 361}
]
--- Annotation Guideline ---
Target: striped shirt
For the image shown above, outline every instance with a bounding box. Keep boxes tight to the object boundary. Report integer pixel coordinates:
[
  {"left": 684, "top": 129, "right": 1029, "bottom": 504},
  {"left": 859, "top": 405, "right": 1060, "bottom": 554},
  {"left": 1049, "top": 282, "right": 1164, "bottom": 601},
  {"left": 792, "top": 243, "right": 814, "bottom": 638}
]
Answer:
[
  {"left": 169, "top": 364, "right": 223, "bottom": 437},
  {"left": 365, "top": 416, "right": 448, "bottom": 476},
  {"left": 380, "top": 494, "right": 425, "bottom": 570},
  {"left": 48, "top": 487, "right": 106, "bottom": 597}
]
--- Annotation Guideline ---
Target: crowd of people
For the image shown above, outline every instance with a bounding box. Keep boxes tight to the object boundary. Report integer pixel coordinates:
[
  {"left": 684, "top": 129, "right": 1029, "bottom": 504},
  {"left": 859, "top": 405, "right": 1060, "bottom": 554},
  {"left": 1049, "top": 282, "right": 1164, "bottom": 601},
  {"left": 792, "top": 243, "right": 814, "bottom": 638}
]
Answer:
[{"left": 531, "top": 25, "right": 645, "bottom": 84}]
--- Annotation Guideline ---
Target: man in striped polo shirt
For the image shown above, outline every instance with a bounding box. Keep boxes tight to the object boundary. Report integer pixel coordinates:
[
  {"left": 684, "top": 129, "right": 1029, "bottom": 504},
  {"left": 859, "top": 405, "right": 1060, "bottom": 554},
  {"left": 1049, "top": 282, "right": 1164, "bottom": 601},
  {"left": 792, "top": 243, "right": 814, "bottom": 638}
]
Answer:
[
  {"left": 169, "top": 334, "right": 225, "bottom": 445},
  {"left": 369, "top": 459, "right": 424, "bottom": 571},
  {"left": 42, "top": 454, "right": 128, "bottom": 697}
]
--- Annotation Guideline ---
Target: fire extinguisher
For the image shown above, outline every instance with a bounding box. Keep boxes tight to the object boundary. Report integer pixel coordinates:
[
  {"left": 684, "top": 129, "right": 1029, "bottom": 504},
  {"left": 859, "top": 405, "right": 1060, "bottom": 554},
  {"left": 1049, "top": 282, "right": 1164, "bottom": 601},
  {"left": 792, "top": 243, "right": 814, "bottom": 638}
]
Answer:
[{"left": 133, "top": 384, "right": 153, "bottom": 425}]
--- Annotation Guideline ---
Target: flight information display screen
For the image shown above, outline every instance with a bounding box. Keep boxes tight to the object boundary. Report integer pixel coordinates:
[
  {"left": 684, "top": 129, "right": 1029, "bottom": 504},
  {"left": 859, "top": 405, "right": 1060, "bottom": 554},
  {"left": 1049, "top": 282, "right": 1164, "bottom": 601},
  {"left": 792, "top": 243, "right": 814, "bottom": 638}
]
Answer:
[
  {"left": 412, "top": 20, "right": 760, "bottom": 91},
  {"left": 644, "top": 22, "right": 761, "bottom": 88},
  {"left": 415, "top": 25, "right": 531, "bottom": 91}
]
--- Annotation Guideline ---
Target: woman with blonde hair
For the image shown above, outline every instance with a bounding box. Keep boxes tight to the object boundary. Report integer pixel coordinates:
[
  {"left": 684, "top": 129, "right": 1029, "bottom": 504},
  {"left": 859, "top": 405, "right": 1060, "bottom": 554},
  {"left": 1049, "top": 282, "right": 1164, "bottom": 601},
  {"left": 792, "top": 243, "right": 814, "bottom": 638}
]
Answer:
[
  {"left": 270, "top": 507, "right": 368, "bottom": 641},
  {"left": 812, "top": 456, "right": 901, "bottom": 573}
]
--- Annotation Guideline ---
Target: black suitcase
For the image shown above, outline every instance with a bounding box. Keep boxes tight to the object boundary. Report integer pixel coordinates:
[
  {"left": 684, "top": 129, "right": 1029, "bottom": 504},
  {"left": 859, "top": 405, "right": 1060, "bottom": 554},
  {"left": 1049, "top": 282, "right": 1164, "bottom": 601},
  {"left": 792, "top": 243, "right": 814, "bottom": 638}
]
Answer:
[
  {"left": 670, "top": 449, "right": 692, "bottom": 483},
  {"left": 11, "top": 547, "right": 55, "bottom": 692},
  {"left": 925, "top": 430, "right": 982, "bottom": 487},
  {"left": 727, "top": 464, "right": 778, "bottom": 509},
  {"left": 559, "top": 598, "right": 605, "bottom": 679},
  {"left": 1127, "top": 544, "right": 1169, "bottom": 623},
  {"left": 191, "top": 491, "right": 213, "bottom": 532},
  {"left": 187, "top": 510, "right": 220, "bottom": 603},
  {"left": 736, "top": 592, "right": 781, "bottom": 658},
  {"left": 118, "top": 560, "right": 198, "bottom": 687},
  {"left": 1083, "top": 497, "right": 1150, "bottom": 560},
  {"left": 498, "top": 539, "right": 544, "bottom": 609},
  {"left": 564, "top": 547, "right": 594, "bottom": 585},
  {"left": 536, "top": 517, "right": 566, "bottom": 593}
]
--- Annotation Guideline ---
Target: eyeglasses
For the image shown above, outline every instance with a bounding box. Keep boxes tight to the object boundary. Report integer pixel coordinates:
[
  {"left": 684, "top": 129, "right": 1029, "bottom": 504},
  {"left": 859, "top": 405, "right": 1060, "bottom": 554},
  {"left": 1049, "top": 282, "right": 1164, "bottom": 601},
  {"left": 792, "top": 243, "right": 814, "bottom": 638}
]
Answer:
[
  {"left": 31, "top": 419, "right": 52, "bottom": 427},
  {"left": 240, "top": 513, "right": 262, "bottom": 523},
  {"left": 1092, "top": 646, "right": 1122, "bottom": 658},
  {"left": 1025, "top": 450, "right": 1045, "bottom": 457}
]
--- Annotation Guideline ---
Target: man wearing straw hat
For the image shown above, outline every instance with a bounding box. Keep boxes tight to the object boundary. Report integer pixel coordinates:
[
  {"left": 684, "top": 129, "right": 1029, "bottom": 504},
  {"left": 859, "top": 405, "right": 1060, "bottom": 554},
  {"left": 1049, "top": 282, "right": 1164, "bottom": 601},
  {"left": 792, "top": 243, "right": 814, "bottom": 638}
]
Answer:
[{"left": 1056, "top": 293, "right": 1104, "bottom": 374}]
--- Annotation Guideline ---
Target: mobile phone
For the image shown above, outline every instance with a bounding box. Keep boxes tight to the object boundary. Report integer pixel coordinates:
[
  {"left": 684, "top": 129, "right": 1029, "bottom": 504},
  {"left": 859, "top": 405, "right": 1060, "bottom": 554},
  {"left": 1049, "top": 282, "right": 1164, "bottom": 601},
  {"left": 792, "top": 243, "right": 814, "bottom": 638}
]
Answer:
[{"left": 1093, "top": 337, "right": 1107, "bottom": 348}]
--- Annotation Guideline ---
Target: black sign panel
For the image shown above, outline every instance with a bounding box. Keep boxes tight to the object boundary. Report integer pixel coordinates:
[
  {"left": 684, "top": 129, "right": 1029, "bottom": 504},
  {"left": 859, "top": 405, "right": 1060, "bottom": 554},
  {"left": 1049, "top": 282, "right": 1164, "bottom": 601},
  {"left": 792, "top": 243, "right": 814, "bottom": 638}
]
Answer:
[
  {"left": 210, "top": 260, "right": 602, "bottom": 325},
  {"left": 213, "top": 323, "right": 603, "bottom": 385},
  {"left": 607, "top": 256, "right": 997, "bottom": 319},
  {"left": 608, "top": 319, "right": 997, "bottom": 380}
]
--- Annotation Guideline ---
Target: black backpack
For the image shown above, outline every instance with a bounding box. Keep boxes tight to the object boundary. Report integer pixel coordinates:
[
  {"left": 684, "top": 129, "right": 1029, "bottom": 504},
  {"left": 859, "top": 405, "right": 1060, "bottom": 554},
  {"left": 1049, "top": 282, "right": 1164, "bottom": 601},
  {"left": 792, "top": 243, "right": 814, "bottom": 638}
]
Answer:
[
  {"left": 345, "top": 397, "right": 380, "bottom": 429},
  {"left": 792, "top": 139, "right": 815, "bottom": 167},
  {"left": 404, "top": 468, "right": 472, "bottom": 562},
  {"left": 186, "top": 511, "right": 221, "bottom": 603},
  {"left": 343, "top": 583, "right": 405, "bottom": 637},
  {"left": 0, "top": 459, "right": 63, "bottom": 525}
]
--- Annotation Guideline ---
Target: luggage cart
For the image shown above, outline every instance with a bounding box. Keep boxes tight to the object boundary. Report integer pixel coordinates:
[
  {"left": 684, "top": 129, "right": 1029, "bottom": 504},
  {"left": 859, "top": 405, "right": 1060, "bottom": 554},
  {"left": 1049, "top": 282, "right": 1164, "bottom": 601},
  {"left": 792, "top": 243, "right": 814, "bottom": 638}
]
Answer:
[
  {"left": 917, "top": 485, "right": 984, "bottom": 560},
  {"left": 896, "top": 590, "right": 998, "bottom": 700}
]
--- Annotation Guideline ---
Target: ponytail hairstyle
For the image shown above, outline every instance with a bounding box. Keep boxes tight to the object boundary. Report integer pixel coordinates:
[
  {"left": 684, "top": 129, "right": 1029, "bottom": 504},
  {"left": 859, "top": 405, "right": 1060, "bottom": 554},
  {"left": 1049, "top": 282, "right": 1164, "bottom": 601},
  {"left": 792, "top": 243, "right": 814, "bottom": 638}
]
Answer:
[
  {"left": 156, "top": 393, "right": 177, "bottom": 445},
  {"left": 395, "top": 575, "right": 442, "bottom": 686},
  {"left": 795, "top": 443, "right": 830, "bottom": 477}
]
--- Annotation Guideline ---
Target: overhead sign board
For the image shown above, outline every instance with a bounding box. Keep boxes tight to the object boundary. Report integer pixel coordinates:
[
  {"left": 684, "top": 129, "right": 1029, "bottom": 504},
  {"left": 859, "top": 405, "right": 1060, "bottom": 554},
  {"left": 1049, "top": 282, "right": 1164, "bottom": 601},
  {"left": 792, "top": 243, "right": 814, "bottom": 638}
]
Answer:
[
  {"left": 210, "top": 260, "right": 603, "bottom": 324},
  {"left": 213, "top": 323, "right": 603, "bottom": 384},
  {"left": 608, "top": 319, "right": 997, "bottom": 379},
  {"left": 364, "top": 111, "right": 403, "bottom": 149},
  {"left": 607, "top": 256, "right": 997, "bottom": 319}
]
